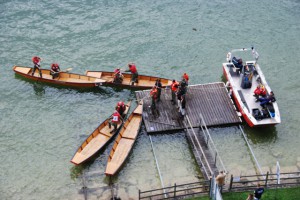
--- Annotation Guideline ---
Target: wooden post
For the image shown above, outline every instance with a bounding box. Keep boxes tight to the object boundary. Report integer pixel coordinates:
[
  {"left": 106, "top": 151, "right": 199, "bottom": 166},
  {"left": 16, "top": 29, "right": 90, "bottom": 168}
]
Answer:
[
  {"left": 174, "top": 183, "right": 176, "bottom": 198},
  {"left": 138, "top": 189, "right": 140, "bottom": 200},
  {"left": 265, "top": 171, "right": 269, "bottom": 188},
  {"left": 229, "top": 174, "right": 233, "bottom": 192},
  {"left": 214, "top": 152, "right": 218, "bottom": 166}
]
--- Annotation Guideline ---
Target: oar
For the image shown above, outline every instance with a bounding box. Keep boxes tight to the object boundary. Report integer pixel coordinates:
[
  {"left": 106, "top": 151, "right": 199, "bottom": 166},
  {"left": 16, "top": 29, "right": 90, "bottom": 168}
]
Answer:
[{"left": 64, "top": 67, "right": 73, "bottom": 72}]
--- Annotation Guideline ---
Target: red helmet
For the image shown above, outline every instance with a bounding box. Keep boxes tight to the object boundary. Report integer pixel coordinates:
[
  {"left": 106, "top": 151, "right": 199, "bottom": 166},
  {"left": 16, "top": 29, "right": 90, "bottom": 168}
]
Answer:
[{"left": 117, "top": 101, "right": 124, "bottom": 106}]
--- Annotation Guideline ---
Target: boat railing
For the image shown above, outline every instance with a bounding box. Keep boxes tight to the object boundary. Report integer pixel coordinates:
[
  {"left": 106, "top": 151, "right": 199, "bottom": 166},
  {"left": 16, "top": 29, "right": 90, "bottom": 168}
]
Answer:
[{"left": 198, "top": 113, "right": 227, "bottom": 173}]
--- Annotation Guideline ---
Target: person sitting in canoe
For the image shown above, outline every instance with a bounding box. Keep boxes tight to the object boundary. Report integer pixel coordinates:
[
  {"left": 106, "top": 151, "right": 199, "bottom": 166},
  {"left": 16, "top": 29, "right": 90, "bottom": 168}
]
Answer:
[
  {"left": 31, "top": 56, "right": 42, "bottom": 78},
  {"left": 116, "top": 101, "right": 126, "bottom": 118},
  {"left": 113, "top": 68, "right": 123, "bottom": 83},
  {"left": 50, "top": 63, "right": 61, "bottom": 79},
  {"left": 108, "top": 110, "right": 123, "bottom": 133},
  {"left": 125, "top": 62, "right": 138, "bottom": 85}
]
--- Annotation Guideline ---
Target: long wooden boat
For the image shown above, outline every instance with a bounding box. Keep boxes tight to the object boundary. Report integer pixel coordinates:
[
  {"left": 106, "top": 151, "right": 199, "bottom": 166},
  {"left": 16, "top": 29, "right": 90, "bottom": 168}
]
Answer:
[
  {"left": 86, "top": 70, "right": 173, "bottom": 89},
  {"left": 223, "top": 48, "right": 281, "bottom": 127},
  {"left": 70, "top": 101, "right": 131, "bottom": 165},
  {"left": 13, "top": 66, "right": 106, "bottom": 88},
  {"left": 105, "top": 101, "right": 143, "bottom": 176}
]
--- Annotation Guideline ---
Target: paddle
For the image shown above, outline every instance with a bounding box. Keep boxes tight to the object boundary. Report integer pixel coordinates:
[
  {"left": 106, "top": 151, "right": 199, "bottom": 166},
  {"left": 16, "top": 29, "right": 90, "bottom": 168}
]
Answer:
[{"left": 64, "top": 67, "right": 73, "bottom": 72}]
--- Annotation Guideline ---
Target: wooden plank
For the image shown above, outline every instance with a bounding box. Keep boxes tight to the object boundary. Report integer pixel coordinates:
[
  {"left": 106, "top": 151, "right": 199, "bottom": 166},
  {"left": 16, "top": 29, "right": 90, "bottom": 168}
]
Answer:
[{"left": 136, "top": 83, "right": 241, "bottom": 133}]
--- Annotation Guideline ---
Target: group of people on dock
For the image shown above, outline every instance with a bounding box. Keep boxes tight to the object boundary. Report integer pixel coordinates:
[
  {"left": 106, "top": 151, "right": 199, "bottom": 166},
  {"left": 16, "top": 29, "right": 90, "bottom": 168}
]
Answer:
[{"left": 149, "top": 72, "right": 189, "bottom": 119}]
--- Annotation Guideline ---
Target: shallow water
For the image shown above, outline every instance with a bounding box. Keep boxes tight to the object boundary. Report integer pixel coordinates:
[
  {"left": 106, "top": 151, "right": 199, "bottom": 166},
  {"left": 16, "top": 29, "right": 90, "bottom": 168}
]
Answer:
[{"left": 1, "top": 0, "right": 300, "bottom": 199}]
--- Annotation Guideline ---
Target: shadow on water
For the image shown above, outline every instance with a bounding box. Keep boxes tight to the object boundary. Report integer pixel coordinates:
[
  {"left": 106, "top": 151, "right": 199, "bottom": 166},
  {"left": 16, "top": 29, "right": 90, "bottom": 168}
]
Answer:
[{"left": 243, "top": 124, "right": 278, "bottom": 144}]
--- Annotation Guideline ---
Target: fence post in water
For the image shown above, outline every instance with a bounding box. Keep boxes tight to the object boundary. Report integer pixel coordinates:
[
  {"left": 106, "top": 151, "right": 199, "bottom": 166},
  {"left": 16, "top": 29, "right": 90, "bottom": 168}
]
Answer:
[
  {"left": 214, "top": 152, "right": 217, "bottom": 166},
  {"left": 265, "top": 171, "right": 269, "bottom": 188},
  {"left": 229, "top": 174, "right": 233, "bottom": 192},
  {"left": 174, "top": 183, "right": 176, "bottom": 198}
]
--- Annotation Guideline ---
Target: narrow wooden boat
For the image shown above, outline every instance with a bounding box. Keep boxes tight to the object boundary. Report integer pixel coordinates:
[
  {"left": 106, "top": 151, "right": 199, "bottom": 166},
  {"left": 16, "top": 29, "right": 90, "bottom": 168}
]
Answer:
[
  {"left": 13, "top": 66, "right": 106, "bottom": 88},
  {"left": 105, "top": 101, "right": 143, "bottom": 176},
  {"left": 70, "top": 101, "right": 131, "bottom": 165},
  {"left": 223, "top": 48, "right": 281, "bottom": 127},
  {"left": 86, "top": 70, "right": 173, "bottom": 89}
]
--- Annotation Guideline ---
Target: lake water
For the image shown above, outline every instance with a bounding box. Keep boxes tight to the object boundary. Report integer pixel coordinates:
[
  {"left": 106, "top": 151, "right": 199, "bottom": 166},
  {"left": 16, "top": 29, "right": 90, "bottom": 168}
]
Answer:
[{"left": 1, "top": 0, "right": 300, "bottom": 199}]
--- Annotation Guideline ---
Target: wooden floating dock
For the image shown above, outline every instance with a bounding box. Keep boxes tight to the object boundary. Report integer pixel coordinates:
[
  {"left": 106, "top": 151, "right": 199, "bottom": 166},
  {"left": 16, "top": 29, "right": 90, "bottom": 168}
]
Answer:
[{"left": 135, "top": 82, "right": 241, "bottom": 133}]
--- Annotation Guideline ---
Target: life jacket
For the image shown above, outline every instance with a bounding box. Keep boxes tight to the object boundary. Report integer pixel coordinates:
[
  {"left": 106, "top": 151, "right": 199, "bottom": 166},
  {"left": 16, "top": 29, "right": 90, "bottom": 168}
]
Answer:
[
  {"left": 112, "top": 111, "right": 120, "bottom": 122},
  {"left": 171, "top": 81, "right": 179, "bottom": 92},
  {"left": 183, "top": 73, "right": 189, "bottom": 81},
  {"left": 51, "top": 63, "right": 60, "bottom": 72},
  {"left": 32, "top": 56, "right": 41, "bottom": 65},
  {"left": 129, "top": 64, "right": 137, "bottom": 73},
  {"left": 150, "top": 88, "right": 158, "bottom": 99}
]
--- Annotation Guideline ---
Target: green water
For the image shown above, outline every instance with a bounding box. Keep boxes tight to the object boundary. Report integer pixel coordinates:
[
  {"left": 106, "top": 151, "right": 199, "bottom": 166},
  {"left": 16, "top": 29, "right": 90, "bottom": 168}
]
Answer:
[{"left": 1, "top": 0, "right": 300, "bottom": 199}]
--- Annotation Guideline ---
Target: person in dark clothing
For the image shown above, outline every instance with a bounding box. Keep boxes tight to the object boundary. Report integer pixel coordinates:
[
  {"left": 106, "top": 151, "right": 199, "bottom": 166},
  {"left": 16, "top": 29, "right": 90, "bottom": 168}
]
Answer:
[
  {"left": 177, "top": 89, "right": 186, "bottom": 119},
  {"left": 155, "top": 79, "right": 162, "bottom": 102},
  {"left": 254, "top": 183, "right": 264, "bottom": 200},
  {"left": 256, "top": 91, "right": 276, "bottom": 107},
  {"left": 31, "top": 56, "right": 42, "bottom": 78}
]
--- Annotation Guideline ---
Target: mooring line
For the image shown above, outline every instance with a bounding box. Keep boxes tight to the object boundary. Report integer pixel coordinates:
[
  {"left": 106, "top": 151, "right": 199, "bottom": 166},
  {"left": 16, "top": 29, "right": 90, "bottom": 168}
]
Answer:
[{"left": 148, "top": 135, "right": 167, "bottom": 198}]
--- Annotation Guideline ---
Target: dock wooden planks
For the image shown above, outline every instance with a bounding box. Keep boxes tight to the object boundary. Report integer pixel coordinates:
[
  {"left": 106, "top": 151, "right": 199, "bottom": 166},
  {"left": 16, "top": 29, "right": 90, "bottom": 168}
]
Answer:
[{"left": 135, "top": 82, "right": 241, "bottom": 133}]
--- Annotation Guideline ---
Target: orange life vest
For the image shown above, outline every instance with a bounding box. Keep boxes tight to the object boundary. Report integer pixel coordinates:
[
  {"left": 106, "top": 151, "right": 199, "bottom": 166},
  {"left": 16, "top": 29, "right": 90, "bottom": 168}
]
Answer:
[{"left": 171, "top": 81, "right": 179, "bottom": 92}]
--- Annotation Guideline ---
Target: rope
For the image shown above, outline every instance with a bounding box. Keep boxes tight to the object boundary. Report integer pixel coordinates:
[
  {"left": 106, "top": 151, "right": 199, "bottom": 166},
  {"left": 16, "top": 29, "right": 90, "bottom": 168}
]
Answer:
[
  {"left": 148, "top": 135, "right": 167, "bottom": 198},
  {"left": 239, "top": 125, "right": 265, "bottom": 178}
]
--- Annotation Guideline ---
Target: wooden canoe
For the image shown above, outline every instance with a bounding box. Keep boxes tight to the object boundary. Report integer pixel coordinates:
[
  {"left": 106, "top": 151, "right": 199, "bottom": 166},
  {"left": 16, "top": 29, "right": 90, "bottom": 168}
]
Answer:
[
  {"left": 13, "top": 66, "right": 106, "bottom": 88},
  {"left": 86, "top": 71, "right": 173, "bottom": 89},
  {"left": 105, "top": 100, "right": 143, "bottom": 176},
  {"left": 70, "top": 101, "right": 131, "bottom": 165}
]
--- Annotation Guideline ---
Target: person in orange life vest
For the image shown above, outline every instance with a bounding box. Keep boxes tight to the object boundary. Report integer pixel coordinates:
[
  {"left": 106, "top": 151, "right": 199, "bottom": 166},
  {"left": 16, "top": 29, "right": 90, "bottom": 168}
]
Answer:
[
  {"left": 182, "top": 73, "right": 189, "bottom": 85},
  {"left": 113, "top": 68, "right": 123, "bottom": 83},
  {"left": 150, "top": 86, "right": 158, "bottom": 111},
  {"left": 50, "top": 63, "right": 61, "bottom": 79},
  {"left": 171, "top": 80, "right": 179, "bottom": 105},
  {"left": 31, "top": 56, "right": 42, "bottom": 78},
  {"left": 115, "top": 101, "right": 126, "bottom": 118},
  {"left": 125, "top": 62, "right": 138, "bottom": 85},
  {"left": 108, "top": 110, "right": 123, "bottom": 133},
  {"left": 253, "top": 84, "right": 266, "bottom": 99}
]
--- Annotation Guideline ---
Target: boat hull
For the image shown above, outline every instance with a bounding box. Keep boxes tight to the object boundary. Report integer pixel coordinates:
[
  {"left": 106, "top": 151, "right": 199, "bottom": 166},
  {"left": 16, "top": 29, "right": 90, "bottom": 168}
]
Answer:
[
  {"left": 70, "top": 102, "right": 131, "bottom": 165},
  {"left": 86, "top": 71, "right": 173, "bottom": 90},
  {"left": 222, "top": 63, "right": 280, "bottom": 128},
  {"left": 105, "top": 101, "right": 143, "bottom": 176},
  {"left": 13, "top": 66, "right": 105, "bottom": 89}
]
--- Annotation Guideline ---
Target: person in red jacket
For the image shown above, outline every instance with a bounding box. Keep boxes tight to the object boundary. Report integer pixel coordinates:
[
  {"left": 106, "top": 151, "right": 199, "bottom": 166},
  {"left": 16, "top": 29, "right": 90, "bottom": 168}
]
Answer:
[
  {"left": 50, "top": 63, "right": 61, "bottom": 79},
  {"left": 108, "top": 110, "right": 123, "bottom": 133},
  {"left": 115, "top": 101, "right": 126, "bottom": 118},
  {"left": 171, "top": 80, "right": 179, "bottom": 105},
  {"left": 31, "top": 56, "right": 42, "bottom": 78},
  {"left": 125, "top": 62, "right": 138, "bottom": 85}
]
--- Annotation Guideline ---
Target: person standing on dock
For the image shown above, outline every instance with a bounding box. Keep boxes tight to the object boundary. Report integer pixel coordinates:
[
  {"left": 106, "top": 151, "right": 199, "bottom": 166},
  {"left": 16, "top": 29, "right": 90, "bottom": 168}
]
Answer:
[
  {"left": 171, "top": 80, "right": 179, "bottom": 105},
  {"left": 155, "top": 79, "right": 162, "bottom": 102},
  {"left": 150, "top": 86, "right": 158, "bottom": 112},
  {"left": 31, "top": 56, "right": 42, "bottom": 78},
  {"left": 182, "top": 72, "right": 189, "bottom": 85},
  {"left": 50, "top": 63, "right": 60, "bottom": 79},
  {"left": 125, "top": 62, "right": 138, "bottom": 85},
  {"left": 177, "top": 90, "right": 186, "bottom": 119},
  {"left": 215, "top": 171, "right": 226, "bottom": 193}
]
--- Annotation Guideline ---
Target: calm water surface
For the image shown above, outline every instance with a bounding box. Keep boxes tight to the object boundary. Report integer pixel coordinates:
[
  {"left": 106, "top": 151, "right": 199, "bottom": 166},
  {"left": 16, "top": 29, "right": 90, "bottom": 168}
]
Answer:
[{"left": 1, "top": 0, "right": 300, "bottom": 199}]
